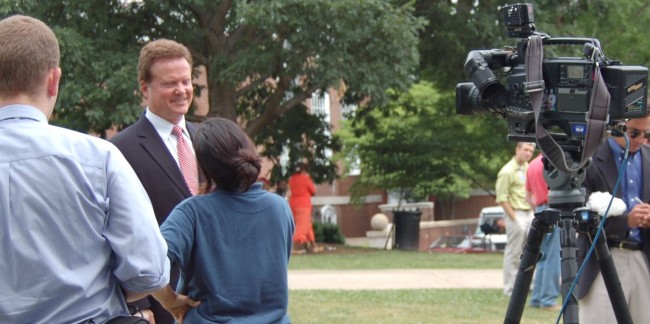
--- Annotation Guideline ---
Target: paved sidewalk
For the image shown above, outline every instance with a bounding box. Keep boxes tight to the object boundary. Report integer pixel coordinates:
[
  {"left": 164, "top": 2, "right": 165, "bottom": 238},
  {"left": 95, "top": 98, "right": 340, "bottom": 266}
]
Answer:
[
  {"left": 288, "top": 269, "right": 502, "bottom": 290},
  {"left": 289, "top": 237, "right": 503, "bottom": 290}
]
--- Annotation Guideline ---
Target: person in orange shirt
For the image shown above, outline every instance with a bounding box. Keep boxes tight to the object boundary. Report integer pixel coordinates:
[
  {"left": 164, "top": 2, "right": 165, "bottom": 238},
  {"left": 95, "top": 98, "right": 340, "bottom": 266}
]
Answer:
[{"left": 288, "top": 162, "right": 323, "bottom": 253}]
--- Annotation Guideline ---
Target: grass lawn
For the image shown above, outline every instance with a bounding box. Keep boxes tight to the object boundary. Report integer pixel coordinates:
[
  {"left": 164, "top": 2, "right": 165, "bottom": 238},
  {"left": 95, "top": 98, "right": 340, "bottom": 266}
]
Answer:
[
  {"left": 288, "top": 246, "right": 561, "bottom": 323},
  {"left": 289, "top": 246, "right": 503, "bottom": 270},
  {"left": 289, "top": 289, "right": 560, "bottom": 324}
]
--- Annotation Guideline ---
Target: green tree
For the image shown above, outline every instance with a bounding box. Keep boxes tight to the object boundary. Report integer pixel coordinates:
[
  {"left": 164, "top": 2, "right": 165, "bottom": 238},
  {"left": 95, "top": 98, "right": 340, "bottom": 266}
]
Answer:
[
  {"left": 337, "top": 0, "right": 512, "bottom": 214},
  {"left": 1, "top": 0, "right": 144, "bottom": 137},
  {"left": 337, "top": 81, "right": 509, "bottom": 210},
  {"left": 0, "top": 0, "right": 425, "bottom": 183},
  {"left": 414, "top": 0, "right": 512, "bottom": 90},
  {"left": 255, "top": 102, "right": 340, "bottom": 184}
]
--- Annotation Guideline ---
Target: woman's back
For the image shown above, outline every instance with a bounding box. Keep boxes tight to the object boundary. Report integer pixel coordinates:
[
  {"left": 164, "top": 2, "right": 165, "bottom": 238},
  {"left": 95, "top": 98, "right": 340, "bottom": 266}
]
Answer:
[{"left": 161, "top": 183, "right": 294, "bottom": 323}]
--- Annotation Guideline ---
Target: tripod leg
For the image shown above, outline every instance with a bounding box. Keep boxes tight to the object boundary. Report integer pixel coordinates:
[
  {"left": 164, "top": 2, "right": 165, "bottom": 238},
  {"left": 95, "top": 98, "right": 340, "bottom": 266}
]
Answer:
[
  {"left": 558, "top": 216, "right": 579, "bottom": 324},
  {"left": 504, "top": 217, "right": 546, "bottom": 324}
]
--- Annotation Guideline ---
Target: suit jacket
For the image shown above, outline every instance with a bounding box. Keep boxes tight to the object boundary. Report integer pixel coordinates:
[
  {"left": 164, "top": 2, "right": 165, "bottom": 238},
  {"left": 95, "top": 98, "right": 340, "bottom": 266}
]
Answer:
[
  {"left": 110, "top": 114, "right": 198, "bottom": 324},
  {"left": 110, "top": 115, "right": 197, "bottom": 224},
  {"left": 576, "top": 141, "right": 650, "bottom": 299}
]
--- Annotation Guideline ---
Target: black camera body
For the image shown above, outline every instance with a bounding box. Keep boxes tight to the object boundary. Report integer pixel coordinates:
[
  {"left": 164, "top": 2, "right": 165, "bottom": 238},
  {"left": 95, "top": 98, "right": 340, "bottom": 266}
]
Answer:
[{"left": 456, "top": 3, "right": 648, "bottom": 143}]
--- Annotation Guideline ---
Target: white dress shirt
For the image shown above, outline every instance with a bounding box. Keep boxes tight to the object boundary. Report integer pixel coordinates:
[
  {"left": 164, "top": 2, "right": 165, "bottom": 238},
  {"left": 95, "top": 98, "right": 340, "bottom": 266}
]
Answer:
[{"left": 145, "top": 108, "right": 195, "bottom": 169}]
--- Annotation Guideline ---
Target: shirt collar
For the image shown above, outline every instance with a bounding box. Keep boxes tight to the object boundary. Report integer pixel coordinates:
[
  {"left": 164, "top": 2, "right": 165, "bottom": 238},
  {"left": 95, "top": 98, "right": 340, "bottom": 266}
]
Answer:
[
  {"left": 607, "top": 137, "right": 623, "bottom": 155},
  {"left": 0, "top": 104, "right": 48, "bottom": 123},
  {"left": 511, "top": 156, "right": 525, "bottom": 169},
  {"left": 607, "top": 137, "right": 641, "bottom": 158},
  {"left": 144, "top": 108, "right": 188, "bottom": 139}
]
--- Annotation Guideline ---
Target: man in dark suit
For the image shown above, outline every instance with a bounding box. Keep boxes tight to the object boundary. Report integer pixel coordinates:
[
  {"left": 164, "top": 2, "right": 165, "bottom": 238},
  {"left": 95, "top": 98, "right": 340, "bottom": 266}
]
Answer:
[
  {"left": 577, "top": 114, "right": 650, "bottom": 323},
  {"left": 110, "top": 39, "right": 199, "bottom": 324}
]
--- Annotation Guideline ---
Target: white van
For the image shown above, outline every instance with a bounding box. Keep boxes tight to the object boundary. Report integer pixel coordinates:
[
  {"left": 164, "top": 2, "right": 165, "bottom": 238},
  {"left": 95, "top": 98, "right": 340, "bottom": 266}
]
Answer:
[{"left": 471, "top": 206, "right": 507, "bottom": 251}]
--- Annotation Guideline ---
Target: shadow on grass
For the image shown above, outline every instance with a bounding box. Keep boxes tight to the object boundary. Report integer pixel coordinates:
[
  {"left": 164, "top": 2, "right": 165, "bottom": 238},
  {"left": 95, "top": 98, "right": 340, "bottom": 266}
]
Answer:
[{"left": 289, "top": 244, "right": 504, "bottom": 270}]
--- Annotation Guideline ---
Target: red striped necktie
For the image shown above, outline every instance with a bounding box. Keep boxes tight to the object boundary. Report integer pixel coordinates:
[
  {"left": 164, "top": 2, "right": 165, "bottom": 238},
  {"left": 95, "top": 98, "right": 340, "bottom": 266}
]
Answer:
[{"left": 172, "top": 125, "right": 199, "bottom": 195}]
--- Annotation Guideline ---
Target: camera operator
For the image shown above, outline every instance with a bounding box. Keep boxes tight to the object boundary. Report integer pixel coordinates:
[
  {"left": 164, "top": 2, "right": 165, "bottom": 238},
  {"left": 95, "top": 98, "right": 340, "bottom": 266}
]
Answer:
[
  {"left": 495, "top": 142, "right": 536, "bottom": 296},
  {"left": 577, "top": 113, "right": 650, "bottom": 323}
]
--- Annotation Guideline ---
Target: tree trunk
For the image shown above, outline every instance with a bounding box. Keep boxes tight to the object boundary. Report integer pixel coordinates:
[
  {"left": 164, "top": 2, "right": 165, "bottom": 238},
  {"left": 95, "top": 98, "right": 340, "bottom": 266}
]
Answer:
[{"left": 209, "top": 81, "right": 238, "bottom": 122}]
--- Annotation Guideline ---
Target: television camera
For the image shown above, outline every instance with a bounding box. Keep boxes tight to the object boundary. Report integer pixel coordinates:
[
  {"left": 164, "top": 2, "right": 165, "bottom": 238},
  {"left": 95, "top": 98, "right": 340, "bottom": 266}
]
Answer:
[
  {"left": 456, "top": 3, "right": 647, "bottom": 150},
  {"left": 456, "top": 4, "right": 649, "bottom": 323}
]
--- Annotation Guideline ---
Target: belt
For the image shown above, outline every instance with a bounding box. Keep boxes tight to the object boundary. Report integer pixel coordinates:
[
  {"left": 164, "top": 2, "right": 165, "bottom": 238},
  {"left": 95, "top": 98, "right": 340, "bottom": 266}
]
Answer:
[{"left": 607, "top": 240, "right": 643, "bottom": 251}]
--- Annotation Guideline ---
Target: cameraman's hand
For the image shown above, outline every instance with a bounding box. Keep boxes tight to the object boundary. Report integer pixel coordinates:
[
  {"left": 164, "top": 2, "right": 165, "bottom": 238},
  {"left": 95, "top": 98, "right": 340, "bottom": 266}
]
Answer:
[{"left": 629, "top": 202, "right": 650, "bottom": 227}]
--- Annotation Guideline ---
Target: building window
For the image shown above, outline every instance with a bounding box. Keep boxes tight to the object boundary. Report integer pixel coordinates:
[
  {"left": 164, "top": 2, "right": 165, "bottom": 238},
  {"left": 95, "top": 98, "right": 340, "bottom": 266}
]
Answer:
[
  {"left": 311, "top": 91, "right": 330, "bottom": 119},
  {"left": 312, "top": 91, "right": 332, "bottom": 159},
  {"left": 341, "top": 103, "right": 357, "bottom": 119}
]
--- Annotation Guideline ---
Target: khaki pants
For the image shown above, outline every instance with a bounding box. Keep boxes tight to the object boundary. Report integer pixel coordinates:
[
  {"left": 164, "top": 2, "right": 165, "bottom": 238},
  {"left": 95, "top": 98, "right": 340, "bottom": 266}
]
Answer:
[
  {"left": 503, "top": 209, "right": 533, "bottom": 296},
  {"left": 579, "top": 248, "right": 650, "bottom": 323}
]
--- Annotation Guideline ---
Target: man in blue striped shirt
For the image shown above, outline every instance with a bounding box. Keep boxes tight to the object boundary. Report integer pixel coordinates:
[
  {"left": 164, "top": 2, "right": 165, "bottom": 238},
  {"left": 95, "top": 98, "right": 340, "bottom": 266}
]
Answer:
[
  {"left": 0, "top": 15, "right": 170, "bottom": 323},
  {"left": 577, "top": 114, "right": 650, "bottom": 323}
]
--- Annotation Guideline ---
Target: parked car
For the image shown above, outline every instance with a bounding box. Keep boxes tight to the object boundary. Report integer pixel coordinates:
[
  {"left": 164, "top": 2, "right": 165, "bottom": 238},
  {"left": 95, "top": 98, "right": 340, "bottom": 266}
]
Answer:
[
  {"left": 429, "top": 235, "right": 490, "bottom": 253},
  {"left": 471, "top": 206, "right": 507, "bottom": 251}
]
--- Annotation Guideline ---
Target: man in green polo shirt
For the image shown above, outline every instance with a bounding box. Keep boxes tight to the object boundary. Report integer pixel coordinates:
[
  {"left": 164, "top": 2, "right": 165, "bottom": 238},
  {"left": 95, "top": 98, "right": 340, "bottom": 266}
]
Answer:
[{"left": 496, "top": 142, "right": 535, "bottom": 296}]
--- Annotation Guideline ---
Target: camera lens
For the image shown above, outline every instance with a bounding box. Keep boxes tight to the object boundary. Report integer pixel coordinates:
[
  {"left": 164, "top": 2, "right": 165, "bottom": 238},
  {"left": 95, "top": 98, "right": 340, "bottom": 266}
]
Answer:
[{"left": 456, "top": 83, "right": 506, "bottom": 115}]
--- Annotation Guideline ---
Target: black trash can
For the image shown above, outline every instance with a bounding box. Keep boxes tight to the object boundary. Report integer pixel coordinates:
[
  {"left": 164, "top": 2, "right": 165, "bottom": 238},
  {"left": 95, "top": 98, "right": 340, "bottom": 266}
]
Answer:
[{"left": 393, "top": 208, "right": 421, "bottom": 251}]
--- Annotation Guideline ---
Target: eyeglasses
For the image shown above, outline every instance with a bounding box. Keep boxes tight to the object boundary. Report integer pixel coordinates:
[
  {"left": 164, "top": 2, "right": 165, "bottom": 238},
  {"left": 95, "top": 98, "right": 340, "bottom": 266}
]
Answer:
[{"left": 627, "top": 128, "right": 650, "bottom": 139}]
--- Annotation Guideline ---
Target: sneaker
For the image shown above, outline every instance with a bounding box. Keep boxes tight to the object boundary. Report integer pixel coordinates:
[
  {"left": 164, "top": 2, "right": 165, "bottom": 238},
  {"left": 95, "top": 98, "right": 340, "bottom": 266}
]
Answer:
[
  {"left": 291, "top": 249, "right": 306, "bottom": 255},
  {"left": 309, "top": 245, "right": 324, "bottom": 253}
]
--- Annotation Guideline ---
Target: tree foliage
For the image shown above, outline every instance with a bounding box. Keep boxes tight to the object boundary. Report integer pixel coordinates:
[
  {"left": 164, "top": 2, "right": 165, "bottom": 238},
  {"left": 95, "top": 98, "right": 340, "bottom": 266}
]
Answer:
[
  {"left": 1, "top": 0, "right": 144, "bottom": 137},
  {"left": 337, "top": 82, "right": 510, "bottom": 205},
  {"left": 4, "top": 0, "right": 650, "bottom": 193},
  {"left": 255, "top": 101, "right": 340, "bottom": 184},
  {"left": 0, "top": 0, "right": 425, "bottom": 183}
]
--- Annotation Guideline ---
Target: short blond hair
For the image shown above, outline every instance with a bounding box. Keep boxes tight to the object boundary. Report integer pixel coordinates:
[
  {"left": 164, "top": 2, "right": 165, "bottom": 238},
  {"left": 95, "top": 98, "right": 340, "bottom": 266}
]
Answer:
[
  {"left": 0, "top": 15, "right": 60, "bottom": 98},
  {"left": 137, "top": 39, "right": 193, "bottom": 83},
  {"left": 516, "top": 142, "right": 536, "bottom": 149}
]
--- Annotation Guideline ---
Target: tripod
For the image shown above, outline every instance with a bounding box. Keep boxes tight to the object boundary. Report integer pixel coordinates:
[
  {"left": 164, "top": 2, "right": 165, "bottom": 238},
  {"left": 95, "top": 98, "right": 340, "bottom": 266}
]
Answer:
[{"left": 503, "top": 157, "right": 633, "bottom": 324}]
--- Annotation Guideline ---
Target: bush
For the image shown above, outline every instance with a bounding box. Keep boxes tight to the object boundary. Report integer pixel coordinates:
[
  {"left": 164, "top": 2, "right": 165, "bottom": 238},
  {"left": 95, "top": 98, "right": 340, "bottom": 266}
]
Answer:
[{"left": 313, "top": 221, "right": 346, "bottom": 244}]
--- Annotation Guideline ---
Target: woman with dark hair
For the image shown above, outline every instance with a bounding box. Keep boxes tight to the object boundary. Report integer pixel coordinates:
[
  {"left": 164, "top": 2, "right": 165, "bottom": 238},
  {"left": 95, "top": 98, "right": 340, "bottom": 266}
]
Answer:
[
  {"left": 151, "top": 118, "right": 294, "bottom": 323},
  {"left": 288, "top": 162, "right": 323, "bottom": 254}
]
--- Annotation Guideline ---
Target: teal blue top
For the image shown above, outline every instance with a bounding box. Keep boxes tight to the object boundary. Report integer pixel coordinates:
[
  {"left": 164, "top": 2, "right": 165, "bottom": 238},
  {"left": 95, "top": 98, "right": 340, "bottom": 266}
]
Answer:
[{"left": 161, "top": 183, "right": 294, "bottom": 323}]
